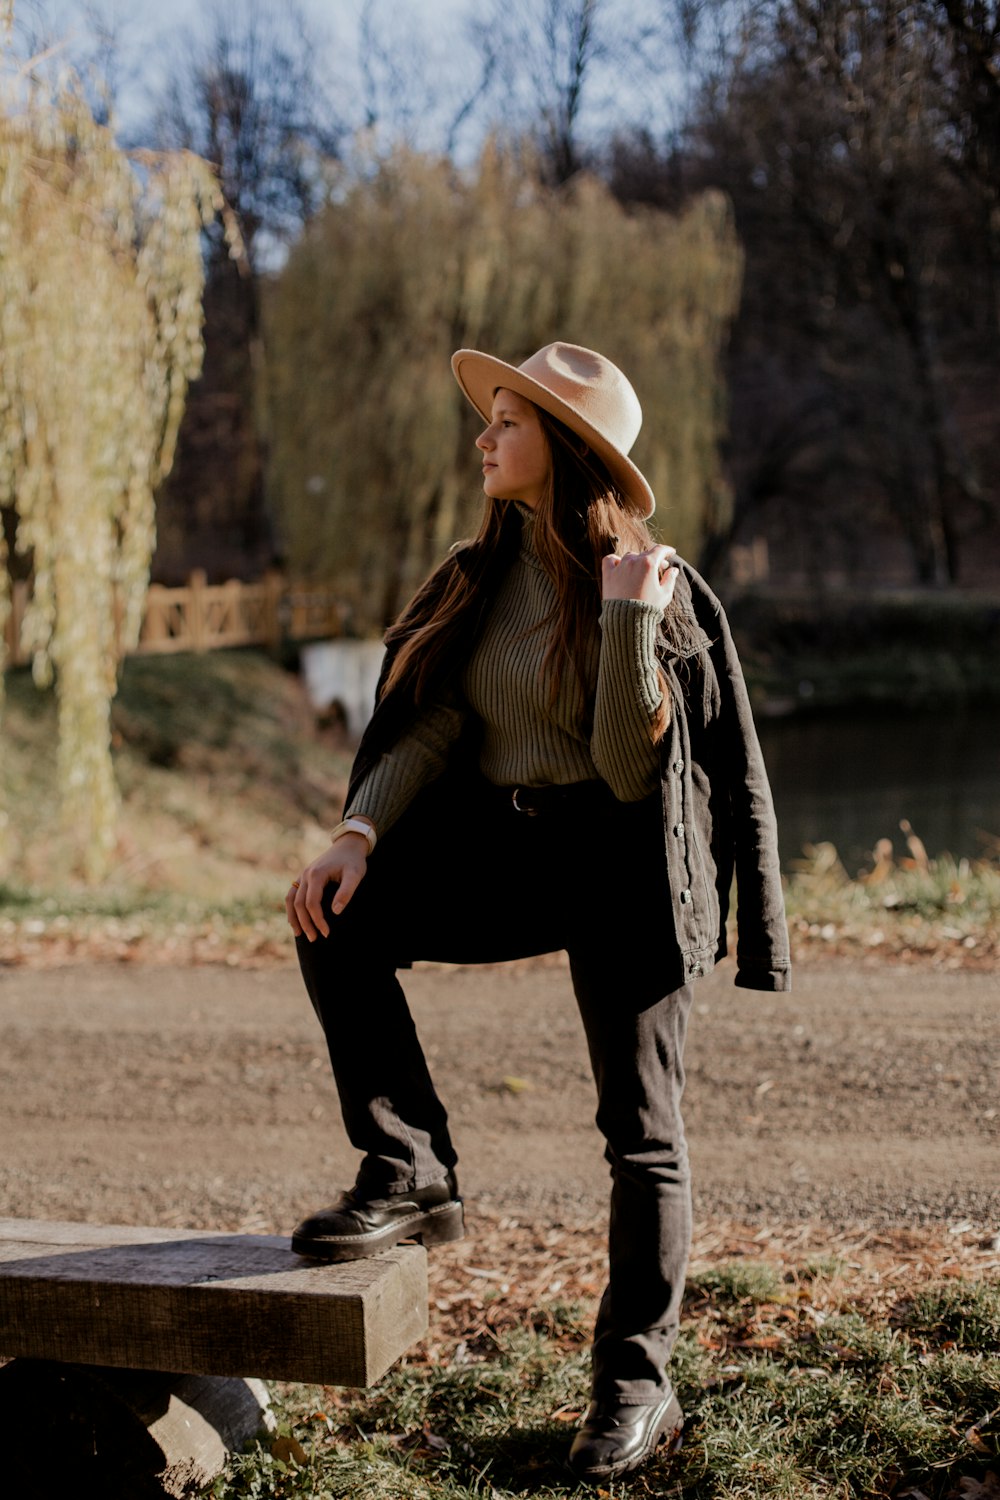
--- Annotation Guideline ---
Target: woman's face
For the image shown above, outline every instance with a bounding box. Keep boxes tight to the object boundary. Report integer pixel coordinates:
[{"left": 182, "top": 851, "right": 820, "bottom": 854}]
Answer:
[{"left": 476, "top": 388, "right": 551, "bottom": 508}]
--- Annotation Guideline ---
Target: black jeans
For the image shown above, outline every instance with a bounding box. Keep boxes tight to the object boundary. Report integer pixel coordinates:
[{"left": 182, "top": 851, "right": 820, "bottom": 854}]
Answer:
[{"left": 296, "top": 773, "right": 694, "bottom": 1404}]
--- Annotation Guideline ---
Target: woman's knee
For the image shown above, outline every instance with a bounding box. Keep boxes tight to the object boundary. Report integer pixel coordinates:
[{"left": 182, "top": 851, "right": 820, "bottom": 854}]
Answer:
[
  {"left": 595, "top": 1088, "right": 689, "bottom": 1177},
  {"left": 601, "top": 1134, "right": 690, "bottom": 1188}
]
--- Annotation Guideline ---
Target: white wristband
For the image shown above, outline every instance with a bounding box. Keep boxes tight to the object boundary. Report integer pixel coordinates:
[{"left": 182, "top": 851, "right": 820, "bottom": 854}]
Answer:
[{"left": 329, "top": 817, "right": 377, "bottom": 856}]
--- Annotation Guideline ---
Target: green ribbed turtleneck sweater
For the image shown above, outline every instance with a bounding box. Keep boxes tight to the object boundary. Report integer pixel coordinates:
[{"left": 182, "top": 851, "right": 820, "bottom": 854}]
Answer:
[{"left": 348, "top": 508, "right": 663, "bottom": 837}]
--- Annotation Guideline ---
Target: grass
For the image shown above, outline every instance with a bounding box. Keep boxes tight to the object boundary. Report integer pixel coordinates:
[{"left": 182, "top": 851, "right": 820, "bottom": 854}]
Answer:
[
  {"left": 782, "top": 840, "right": 1000, "bottom": 969},
  {"left": 0, "top": 649, "right": 354, "bottom": 960},
  {"left": 209, "top": 1267, "right": 1000, "bottom": 1499}
]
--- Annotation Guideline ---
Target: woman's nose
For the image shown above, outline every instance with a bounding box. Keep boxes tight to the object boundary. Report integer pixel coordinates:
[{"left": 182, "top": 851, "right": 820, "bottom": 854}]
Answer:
[{"left": 476, "top": 426, "right": 494, "bottom": 451}]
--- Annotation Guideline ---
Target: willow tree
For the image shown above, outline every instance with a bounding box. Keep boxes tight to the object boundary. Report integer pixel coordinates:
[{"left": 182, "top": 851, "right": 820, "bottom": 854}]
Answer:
[
  {"left": 0, "top": 6, "right": 224, "bottom": 880},
  {"left": 264, "top": 143, "right": 743, "bottom": 632}
]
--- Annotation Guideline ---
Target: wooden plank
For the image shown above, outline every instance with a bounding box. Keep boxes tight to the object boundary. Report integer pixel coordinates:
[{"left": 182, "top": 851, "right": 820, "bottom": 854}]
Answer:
[{"left": 0, "top": 1219, "right": 427, "bottom": 1387}]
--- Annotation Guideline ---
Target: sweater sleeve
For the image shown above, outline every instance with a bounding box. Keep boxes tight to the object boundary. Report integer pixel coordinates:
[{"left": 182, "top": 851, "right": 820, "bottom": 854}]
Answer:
[
  {"left": 346, "top": 693, "right": 466, "bottom": 840},
  {"left": 590, "top": 598, "right": 663, "bottom": 802}
]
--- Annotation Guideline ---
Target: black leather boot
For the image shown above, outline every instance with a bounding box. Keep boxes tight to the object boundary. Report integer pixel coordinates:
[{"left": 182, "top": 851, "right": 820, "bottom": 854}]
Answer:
[
  {"left": 567, "top": 1389, "right": 684, "bottom": 1483},
  {"left": 291, "top": 1170, "right": 464, "bottom": 1260}
]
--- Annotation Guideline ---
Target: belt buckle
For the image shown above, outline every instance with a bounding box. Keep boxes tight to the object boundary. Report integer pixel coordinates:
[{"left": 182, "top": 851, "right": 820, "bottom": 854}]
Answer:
[{"left": 511, "top": 787, "right": 538, "bottom": 816}]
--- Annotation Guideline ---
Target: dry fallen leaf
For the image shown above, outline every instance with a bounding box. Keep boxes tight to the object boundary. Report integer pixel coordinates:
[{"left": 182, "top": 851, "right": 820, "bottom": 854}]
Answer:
[
  {"left": 271, "top": 1433, "right": 308, "bottom": 1467},
  {"left": 950, "top": 1473, "right": 1000, "bottom": 1499},
  {"left": 390, "top": 1425, "right": 451, "bottom": 1455},
  {"left": 966, "top": 1421, "right": 994, "bottom": 1455}
]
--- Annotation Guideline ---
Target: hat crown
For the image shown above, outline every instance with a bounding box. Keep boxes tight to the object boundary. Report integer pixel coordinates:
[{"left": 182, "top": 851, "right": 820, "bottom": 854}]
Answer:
[{"left": 515, "top": 342, "right": 642, "bottom": 455}]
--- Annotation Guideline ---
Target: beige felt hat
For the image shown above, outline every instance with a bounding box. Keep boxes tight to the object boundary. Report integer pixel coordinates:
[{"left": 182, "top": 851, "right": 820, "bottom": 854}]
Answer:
[{"left": 451, "top": 341, "right": 655, "bottom": 517}]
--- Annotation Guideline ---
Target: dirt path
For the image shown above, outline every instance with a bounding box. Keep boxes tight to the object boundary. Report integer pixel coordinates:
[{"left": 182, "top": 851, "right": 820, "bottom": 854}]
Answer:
[{"left": 1, "top": 957, "right": 996, "bottom": 1234}]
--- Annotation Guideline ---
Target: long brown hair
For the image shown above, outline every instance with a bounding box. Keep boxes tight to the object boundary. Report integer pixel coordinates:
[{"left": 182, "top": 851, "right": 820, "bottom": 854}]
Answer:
[{"left": 382, "top": 402, "right": 673, "bottom": 741}]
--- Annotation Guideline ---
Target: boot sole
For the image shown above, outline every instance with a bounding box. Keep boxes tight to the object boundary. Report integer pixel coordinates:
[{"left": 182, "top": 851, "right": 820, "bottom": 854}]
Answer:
[{"left": 292, "top": 1199, "right": 465, "bottom": 1261}]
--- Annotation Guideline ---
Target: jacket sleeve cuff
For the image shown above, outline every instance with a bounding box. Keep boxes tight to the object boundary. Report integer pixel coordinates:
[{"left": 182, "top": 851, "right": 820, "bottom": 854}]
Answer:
[{"left": 734, "top": 961, "right": 792, "bottom": 992}]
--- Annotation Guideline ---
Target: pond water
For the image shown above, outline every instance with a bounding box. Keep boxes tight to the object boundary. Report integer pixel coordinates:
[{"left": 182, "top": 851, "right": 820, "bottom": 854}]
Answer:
[{"left": 758, "top": 705, "right": 1000, "bottom": 873}]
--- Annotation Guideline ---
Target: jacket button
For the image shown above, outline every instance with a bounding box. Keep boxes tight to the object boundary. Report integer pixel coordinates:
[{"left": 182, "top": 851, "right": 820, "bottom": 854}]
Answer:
[
  {"left": 689, "top": 961, "right": 703, "bottom": 977},
  {"left": 672, "top": 760, "right": 685, "bottom": 774},
  {"left": 673, "top": 823, "right": 685, "bottom": 837},
  {"left": 680, "top": 888, "right": 692, "bottom": 904}
]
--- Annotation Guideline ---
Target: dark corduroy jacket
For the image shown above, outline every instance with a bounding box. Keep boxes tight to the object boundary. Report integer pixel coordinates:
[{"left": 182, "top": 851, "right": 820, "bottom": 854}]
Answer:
[{"left": 345, "top": 554, "right": 791, "bottom": 994}]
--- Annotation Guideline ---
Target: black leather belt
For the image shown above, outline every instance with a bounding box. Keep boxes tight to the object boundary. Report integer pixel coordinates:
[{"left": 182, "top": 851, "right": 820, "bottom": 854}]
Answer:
[{"left": 506, "top": 781, "right": 612, "bottom": 816}]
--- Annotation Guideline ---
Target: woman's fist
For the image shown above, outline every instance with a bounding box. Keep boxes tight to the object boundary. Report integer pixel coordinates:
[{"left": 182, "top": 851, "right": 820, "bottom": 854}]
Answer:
[{"left": 602, "top": 544, "right": 679, "bottom": 607}]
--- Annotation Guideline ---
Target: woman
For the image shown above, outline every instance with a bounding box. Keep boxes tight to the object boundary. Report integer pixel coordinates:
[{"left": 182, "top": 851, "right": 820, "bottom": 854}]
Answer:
[{"left": 287, "top": 342, "right": 790, "bottom": 1485}]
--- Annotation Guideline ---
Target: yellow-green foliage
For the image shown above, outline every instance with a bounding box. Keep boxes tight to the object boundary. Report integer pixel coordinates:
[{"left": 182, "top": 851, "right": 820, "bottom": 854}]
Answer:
[
  {"left": 264, "top": 143, "right": 743, "bottom": 632},
  {"left": 0, "top": 10, "right": 222, "bottom": 880}
]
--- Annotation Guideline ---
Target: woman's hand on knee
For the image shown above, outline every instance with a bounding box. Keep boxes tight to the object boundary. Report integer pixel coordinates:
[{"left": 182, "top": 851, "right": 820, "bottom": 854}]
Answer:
[{"left": 286, "top": 835, "right": 369, "bottom": 940}]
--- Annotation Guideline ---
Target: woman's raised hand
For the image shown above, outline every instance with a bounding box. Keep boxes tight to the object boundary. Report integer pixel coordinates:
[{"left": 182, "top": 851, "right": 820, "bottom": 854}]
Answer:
[
  {"left": 601, "top": 544, "right": 679, "bottom": 608},
  {"left": 286, "top": 832, "right": 369, "bottom": 941}
]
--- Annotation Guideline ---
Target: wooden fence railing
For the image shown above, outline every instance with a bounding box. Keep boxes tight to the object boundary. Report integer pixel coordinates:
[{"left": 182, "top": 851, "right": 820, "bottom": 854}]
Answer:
[{"left": 3, "top": 570, "right": 345, "bottom": 667}]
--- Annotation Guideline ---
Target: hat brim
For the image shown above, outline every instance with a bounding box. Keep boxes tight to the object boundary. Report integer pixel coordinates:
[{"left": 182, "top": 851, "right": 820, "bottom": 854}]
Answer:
[{"left": 451, "top": 349, "right": 656, "bottom": 518}]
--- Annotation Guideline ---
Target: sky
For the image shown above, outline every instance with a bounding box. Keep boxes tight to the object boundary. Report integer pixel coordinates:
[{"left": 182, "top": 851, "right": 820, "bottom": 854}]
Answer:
[
  {"left": 13, "top": 0, "right": 493, "bottom": 150},
  {"left": 11, "top": 0, "right": 685, "bottom": 158}
]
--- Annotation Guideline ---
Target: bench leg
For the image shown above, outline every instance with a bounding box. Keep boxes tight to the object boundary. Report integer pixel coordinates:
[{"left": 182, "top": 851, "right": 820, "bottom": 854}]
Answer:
[{"left": 0, "top": 1358, "right": 274, "bottom": 1497}]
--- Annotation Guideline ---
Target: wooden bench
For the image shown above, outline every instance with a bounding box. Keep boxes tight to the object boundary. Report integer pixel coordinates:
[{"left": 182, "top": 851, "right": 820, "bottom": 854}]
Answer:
[{"left": 0, "top": 1217, "right": 428, "bottom": 1497}]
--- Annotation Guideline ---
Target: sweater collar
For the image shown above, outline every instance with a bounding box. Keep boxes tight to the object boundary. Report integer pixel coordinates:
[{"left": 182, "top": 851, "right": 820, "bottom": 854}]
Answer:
[{"left": 513, "top": 503, "right": 545, "bottom": 570}]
